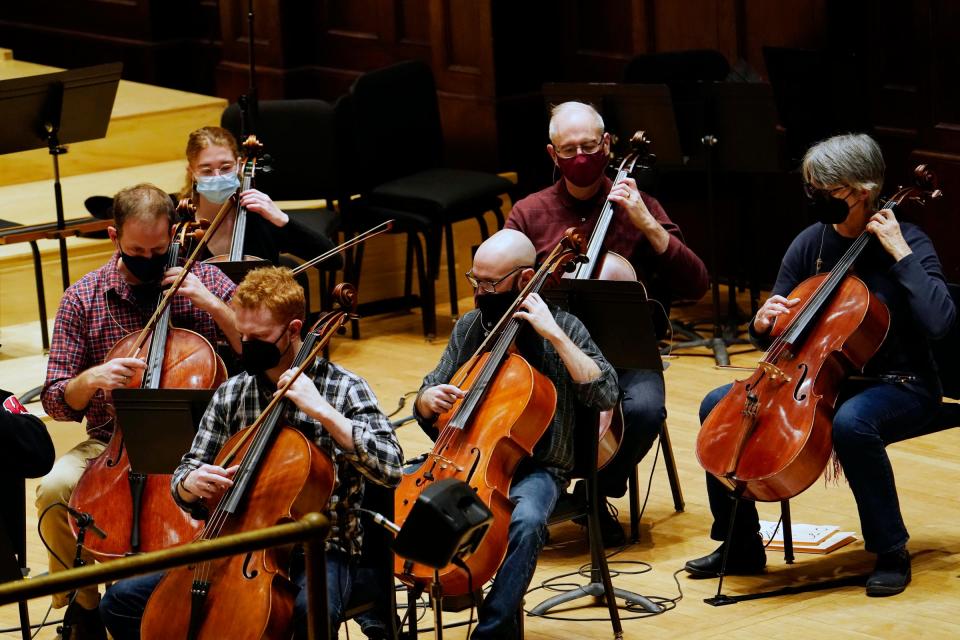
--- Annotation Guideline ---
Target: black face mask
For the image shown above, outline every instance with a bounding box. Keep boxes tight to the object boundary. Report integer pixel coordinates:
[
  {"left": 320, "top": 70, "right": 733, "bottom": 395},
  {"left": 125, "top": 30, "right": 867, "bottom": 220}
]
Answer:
[
  {"left": 476, "top": 290, "right": 520, "bottom": 332},
  {"left": 121, "top": 250, "right": 168, "bottom": 284},
  {"left": 804, "top": 191, "right": 851, "bottom": 225},
  {"left": 239, "top": 331, "right": 289, "bottom": 375}
]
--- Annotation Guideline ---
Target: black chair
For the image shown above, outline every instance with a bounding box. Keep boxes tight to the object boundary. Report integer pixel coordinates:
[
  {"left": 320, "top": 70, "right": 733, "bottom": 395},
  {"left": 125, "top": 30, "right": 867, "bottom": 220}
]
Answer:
[
  {"left": 337, "top": 60, "right": 513, "bottom": 338},
  {"left": 221, "top": 100, "right": 344, "bottom": 311}
]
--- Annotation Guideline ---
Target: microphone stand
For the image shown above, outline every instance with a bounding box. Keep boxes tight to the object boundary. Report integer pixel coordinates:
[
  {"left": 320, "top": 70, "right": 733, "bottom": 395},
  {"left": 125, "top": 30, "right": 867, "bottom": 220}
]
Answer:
[
  {"left": 57, "top": 505, "right": 106, "bottom": 638},
  {"left": 239, "top": 0, "right": 259, "bottom": 138}
]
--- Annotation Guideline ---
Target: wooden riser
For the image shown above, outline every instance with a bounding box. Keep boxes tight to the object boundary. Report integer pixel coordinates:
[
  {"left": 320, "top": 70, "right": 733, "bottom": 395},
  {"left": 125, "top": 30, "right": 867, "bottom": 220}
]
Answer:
[{"left": 0, "top": 58, "right": 226, "bottom": 187}]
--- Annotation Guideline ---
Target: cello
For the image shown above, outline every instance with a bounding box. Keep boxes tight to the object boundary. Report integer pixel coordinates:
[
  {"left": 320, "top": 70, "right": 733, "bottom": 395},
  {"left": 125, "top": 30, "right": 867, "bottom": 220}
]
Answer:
[
  {"left": 566, "top": 131, "right": 658, "bottom": 468},
  {"left": 139, "top": 286, "right": 354, "bottom": 640},
  {"left": 205, "top": 134, "right": 271, "bottom": 266},
  {"left": 70, "top": 199, "right": 238, "bottom": 558},
  {"left": 394, "top": 231, "right": 585, "bottom": 596},
  {"left": 696, "top": 167, "right": 942, "bottom": 502}
]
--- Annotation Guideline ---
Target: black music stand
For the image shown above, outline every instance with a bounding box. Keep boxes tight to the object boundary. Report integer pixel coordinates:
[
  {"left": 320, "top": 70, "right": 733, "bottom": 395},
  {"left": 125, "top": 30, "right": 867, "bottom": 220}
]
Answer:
[
  {"left": 109, "top": 388, "right": 212, "bottom": 552},
  {"left": 0, "top": 63, "right": 122, "bottom": 291},
  {"left": 688, "top": 82, "right": 780, "bottom": 364},
  {"left": 0, "top": 63, "right": 121, "bottom": 402},
  {"left": 210, "top": 259, "right": 272, "bottom": 285},
  {"left": 533, "top": 280, "right": 663, "bottom": 634},
  {"left": 631, "top": 80, "right": 778, "bottom": 365}
]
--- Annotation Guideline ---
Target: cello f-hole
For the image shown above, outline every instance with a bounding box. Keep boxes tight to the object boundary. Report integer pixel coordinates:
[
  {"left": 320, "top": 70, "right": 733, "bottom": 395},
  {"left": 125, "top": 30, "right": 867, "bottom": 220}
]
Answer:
[
  {"left": 793, "top": 363, "right": 809, "bottom": 401},
  {"left": 106, "top": 435, "right": 125, "bottom": 467},
  {"left": 241, "top": 552, "right": 259, "bottom": 579}
]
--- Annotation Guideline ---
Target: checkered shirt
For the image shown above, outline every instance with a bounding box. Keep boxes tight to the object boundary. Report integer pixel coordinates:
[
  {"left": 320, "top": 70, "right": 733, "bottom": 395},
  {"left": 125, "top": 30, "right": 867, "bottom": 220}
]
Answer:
[
  {"left": 41, "top": 252, "right": 236, "bottom": 440},
  {"left": 171, "top": 359, "right": 403, "bottom": 556}
]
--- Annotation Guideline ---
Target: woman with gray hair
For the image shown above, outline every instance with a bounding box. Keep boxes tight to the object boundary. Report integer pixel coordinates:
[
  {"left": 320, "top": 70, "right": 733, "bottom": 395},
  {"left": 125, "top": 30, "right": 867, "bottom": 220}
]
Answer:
[{"left": 685, "top": 133, "right": 956, "bottom": 597}]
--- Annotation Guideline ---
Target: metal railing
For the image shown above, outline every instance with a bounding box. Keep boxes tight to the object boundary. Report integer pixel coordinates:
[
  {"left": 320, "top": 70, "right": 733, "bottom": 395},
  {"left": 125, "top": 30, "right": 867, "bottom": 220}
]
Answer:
[{"left": 0, "top": 512, "right": 331, "bottom": 640}]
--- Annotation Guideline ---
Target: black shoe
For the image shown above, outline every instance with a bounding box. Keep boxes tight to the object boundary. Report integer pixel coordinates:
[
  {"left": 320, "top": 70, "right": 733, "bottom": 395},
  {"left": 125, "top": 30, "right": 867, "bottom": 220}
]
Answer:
[
  {"left": 866, "top": 547, "right": 911, "bottom": 597},
  {"left": 60, "top": 600, "right": 106, "bottom": 640},
  {"left": 684, "top": 538, "right": 767, "bottom": 578}
]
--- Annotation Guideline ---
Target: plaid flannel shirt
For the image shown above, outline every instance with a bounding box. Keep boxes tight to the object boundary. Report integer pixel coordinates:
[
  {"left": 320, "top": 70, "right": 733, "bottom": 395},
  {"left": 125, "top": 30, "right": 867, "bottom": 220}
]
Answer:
[
  {"left": 171, "top": 358, "right": 403, "bottom": 556},
  {"left": 41, "top": 252, "right": 236, "bottom": 440},
  {"left": 414, "top": 308, "right": 618, "bottom": 478}
]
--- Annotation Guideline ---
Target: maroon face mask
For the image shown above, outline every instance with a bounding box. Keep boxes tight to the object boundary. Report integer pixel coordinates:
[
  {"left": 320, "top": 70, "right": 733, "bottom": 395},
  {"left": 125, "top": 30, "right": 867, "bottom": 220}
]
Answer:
[{"left": 555, "top": 149, "right": 608, "bottom": 188}]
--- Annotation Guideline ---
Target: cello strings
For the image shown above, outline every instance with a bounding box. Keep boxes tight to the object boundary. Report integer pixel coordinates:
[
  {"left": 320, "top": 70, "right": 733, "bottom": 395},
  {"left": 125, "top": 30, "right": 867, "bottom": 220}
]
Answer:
[
  {"left": 764, "top": 232, "right": 870, "bottom": 363},
  {"left": 192, "top": 313, "right": 347, "bottom": 586}
]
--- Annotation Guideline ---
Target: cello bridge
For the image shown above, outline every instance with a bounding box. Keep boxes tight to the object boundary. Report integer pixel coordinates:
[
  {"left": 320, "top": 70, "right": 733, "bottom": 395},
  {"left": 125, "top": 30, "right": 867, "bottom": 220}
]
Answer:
[
  {"left": 428, "top": 453, "right": 463, "bottom": 472},
  {"left": 758, "top": 361, "right": 791, "bottom": 384}
]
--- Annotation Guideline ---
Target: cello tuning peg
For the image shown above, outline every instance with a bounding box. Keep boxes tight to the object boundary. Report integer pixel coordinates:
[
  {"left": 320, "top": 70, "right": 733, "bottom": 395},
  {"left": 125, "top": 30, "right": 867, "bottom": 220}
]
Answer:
[{"left": 259, "top": 154, "right": 274, "bottom": 173}]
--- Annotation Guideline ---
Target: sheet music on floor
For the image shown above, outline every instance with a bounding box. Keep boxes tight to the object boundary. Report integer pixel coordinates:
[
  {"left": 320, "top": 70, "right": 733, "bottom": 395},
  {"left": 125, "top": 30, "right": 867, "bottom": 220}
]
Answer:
[{"left": 759, "top": 520, "right": 858, "bottom": 554}]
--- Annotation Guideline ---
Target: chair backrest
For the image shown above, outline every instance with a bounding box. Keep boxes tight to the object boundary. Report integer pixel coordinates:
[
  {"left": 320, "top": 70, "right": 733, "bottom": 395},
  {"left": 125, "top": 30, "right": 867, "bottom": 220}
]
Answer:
[
  {"left": 932, "top": 283, "right": 960, "bottom": 401},
  {"left": 221, "top": 99, "right": 342, "bottom": 201},
  {"left": 345, "top": 59, "right": 444, "bottom": 190}
]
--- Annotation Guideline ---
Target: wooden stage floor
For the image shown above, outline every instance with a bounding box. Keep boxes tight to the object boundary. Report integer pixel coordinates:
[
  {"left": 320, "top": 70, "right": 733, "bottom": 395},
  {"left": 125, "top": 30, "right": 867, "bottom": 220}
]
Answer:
[{"left": 1, "top": 290, "right": 959, "bottom": 639}]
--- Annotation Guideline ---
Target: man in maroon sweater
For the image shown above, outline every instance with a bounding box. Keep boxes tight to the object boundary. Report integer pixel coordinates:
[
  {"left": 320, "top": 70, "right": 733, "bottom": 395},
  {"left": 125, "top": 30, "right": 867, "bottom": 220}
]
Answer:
[{"left": 506, "top": 101, "right": 708, "bottom": 544}]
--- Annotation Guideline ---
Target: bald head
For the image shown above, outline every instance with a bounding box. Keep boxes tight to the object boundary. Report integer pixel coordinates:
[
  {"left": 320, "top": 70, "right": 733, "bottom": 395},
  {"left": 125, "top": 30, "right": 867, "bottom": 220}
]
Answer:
[
  {"left": 471, "top": 230, "right": 536, "bottom": 285},
  {"left": 548, "top": 101, "right": 604, "bottom": 143}
]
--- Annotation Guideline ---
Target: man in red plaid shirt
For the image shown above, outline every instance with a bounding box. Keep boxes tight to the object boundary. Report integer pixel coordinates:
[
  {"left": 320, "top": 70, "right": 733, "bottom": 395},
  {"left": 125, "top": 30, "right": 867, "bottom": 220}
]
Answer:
[{"left": 37, "top": 183, "right": 240, "bottom": 638}]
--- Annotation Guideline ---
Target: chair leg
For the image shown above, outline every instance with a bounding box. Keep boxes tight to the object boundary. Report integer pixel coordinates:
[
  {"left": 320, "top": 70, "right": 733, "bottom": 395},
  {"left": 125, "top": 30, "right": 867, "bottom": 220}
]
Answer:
[
  {"left": 412, "top": 232, "right": 436, "bottom": 339},
  {"left": 781, "top": 500, "right": 794, "bottom": 564},
  {"left": 659, "top": 421, "right": 685, "bottom": 513},
  {"left": 492, "top": 204, "right": 505, "bottom": 230},
  {"left": 475, "top": 214, "right": 490, "bottom": 241},
  {"left": 629, "top": 465, "right": 641, "bottom": 544},
  {"left": 403, "top": 233, "right": 415, "bottom": 301},
  {"left": 629, "top": 421, "right": 684, "bottom": 543},
  {"left": 444, "top": 223, "right": 459, "bottom": 319}
]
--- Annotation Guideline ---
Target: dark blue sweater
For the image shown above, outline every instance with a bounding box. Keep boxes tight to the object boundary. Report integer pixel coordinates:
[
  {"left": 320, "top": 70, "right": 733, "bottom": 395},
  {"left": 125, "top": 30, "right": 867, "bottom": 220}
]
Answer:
[{"left": 752, "top": 222, "right": 956, "bottom": 393}]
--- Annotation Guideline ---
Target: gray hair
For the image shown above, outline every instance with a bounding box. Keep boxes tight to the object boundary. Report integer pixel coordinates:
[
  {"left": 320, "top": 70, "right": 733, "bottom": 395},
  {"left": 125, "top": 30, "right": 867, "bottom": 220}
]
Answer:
[
  {"left": 802, "top": 133, "right": 885, "bottom": 207},
  {"left": 548, "top": 101, "right": 605, "bottom": 142}
]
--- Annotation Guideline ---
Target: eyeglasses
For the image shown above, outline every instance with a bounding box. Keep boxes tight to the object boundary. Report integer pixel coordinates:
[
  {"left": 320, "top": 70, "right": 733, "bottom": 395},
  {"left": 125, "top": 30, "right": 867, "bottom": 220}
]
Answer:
[
  {"left": 195, "top": 162, "right": 238, "bottom": 178},
  {"left": 464, "top": 265, "right": 531, "bottom": 293},
  {"left": 803, "top": 183, "right": 848, "bottom": 199},
  {"left": 554, "top": 139, "right": 603, "bottom": 159}
]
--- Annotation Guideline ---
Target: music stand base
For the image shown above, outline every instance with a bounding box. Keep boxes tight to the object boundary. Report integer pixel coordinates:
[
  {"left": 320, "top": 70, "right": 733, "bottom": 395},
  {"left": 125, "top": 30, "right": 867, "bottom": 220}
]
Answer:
[
  {"left": 529, "top": 582, "right": 660, "bottom": 615},
  {"left": 704, "top": 573, "right": 868, "bottom": 606},
  {"left": 17, "top": 386, "right": 42, "bottom": 405},
  {"left": 665, "top": 335, "right": 751, "bottom": 367}
]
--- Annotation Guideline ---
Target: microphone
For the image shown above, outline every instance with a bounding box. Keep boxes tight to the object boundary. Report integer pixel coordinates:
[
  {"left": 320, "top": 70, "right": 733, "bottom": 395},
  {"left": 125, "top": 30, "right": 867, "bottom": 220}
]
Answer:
[
  {"left": 354, "top": 507, "right": 401, "bottom": 535},
  {"left": 62, "top": 503, "right": 107, "bottom": 539}
]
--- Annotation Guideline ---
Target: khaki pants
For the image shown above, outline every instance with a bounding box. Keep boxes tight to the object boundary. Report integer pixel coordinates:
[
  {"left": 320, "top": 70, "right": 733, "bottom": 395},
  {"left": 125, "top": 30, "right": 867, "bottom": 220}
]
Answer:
[{"left": 35, "top": 439, "right": 106, "bottom": 610}]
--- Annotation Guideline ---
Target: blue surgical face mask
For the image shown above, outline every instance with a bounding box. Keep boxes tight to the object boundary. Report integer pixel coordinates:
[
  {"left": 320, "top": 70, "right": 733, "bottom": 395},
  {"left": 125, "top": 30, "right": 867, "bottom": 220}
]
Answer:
[{"left": 195, "top": 173, "right": 240, "bottom": 204}]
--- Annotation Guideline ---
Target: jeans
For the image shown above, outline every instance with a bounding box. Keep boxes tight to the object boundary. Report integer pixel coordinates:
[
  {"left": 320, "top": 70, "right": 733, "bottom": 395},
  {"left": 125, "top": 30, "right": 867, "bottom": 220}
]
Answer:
[
  {"left": 700, "top": 379, "right": 940, "bottom": 554},
  {"left": 100, "top": 549, "right": 354, "bottom": 639},
  {"left": 596, "top": 368, "right": 666, "bottom": 498},
  {"left": 471, "top": 463, "right": 561, "bottom": 640}
]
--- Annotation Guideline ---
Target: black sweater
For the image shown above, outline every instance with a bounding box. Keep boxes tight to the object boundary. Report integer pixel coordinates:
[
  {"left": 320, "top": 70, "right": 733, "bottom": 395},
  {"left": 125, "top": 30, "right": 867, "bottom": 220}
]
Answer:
[{"left": 751, "top": 222, "right": 956, "bottom": 393}]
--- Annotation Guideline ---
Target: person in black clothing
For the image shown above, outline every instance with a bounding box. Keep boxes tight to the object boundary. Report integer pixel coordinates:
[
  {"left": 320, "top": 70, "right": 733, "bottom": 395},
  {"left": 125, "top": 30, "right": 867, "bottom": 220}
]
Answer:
[
  {"left": 0, "top": 388, "right": 54, "bottom": 609},
  {"left": 685, "top": 133, "right": 956, "bottom": 597},
  {"left": 180, "top": 126, "right": 291, "bottom": 263},
  {"left": 0, "top": 388, "right": 55, "bottom": 479}
]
